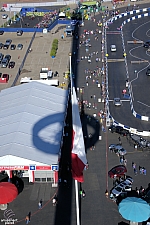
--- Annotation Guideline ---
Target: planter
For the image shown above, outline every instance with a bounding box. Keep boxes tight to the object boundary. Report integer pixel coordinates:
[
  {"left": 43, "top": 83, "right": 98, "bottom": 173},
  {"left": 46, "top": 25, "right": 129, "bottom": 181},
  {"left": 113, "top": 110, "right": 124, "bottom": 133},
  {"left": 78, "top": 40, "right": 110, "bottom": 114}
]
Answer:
[{"left": 50, "top": 39, "right": 58, "bottom": 58}]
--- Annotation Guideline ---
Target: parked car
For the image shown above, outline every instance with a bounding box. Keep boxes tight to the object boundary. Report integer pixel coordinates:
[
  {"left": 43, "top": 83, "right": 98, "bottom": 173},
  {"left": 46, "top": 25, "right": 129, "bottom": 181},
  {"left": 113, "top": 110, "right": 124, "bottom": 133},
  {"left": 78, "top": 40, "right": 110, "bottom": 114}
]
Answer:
[
  {"left": 143, "top": 40, "right": 150, "bottom": 48},
  {"left": 109, "top": 144, "right": 127, "bottom": 156},
  {"left": 110, "top": 44, "right": 117, "bottom": 52},
  {"left": 108, "top": 125, "right": 129, "bottom": 136},
  {"left": 0, "top": 30, "right": 4, "bottom": 35},
  {"left": 17, "top": 30, "right": 23, "bottom": 36},
  {"left": 121, "top": 177, "right": 133, "bottom": 186},
  {"left": 2, "top": 14, "right": 8, "bottom": 19},
  {"left": 3, "top": 44, "right": 9, "bottom": 50},
  {"left": 1, "top": 58, "right": 8, "bottom": 68},
  {"left": 4, "top": 55, "right": 11, "bottom": 62},
  {"left": 146, "top": 68, "right": 150, "bottom": 76},
  {"left": 113, "top": 98, "right": 122, "bottom": 106},
  {"left": 130, "top": 133, "right": 150, "bottom": 148},
  {"left": 0, "top": 8, "right": 6, "bottom": 12},
  {"left": 5, "top": 39, "right": 12, "bottom": 46},
  {"left": 108, "top": 165, "right": 127, "bottom": 179},
  {"left": 17, "top": 44, "right": 23, "bottom": 50},
  {"left": 10, "top": 44, "right": 16, "bottom": 50},
  {"left": 8, "top": 61, "right": 15, "bottom": 69},
  {"left": 2, "top": 73, "right": 9, "bottom": 82},
  {"left": 112, "top": 183, "right": 132, "bottom": 197},
  {"left": 0, "top": 43, "right": 3, "bottom": 49}
]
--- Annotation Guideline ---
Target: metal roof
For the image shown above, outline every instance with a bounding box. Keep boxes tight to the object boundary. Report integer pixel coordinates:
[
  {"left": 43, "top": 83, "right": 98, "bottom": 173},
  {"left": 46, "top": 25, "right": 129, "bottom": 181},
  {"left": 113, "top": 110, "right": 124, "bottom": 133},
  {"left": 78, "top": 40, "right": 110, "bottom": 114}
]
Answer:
[{"left": 0, "top": 82, "right": 68, "bottom": 165}]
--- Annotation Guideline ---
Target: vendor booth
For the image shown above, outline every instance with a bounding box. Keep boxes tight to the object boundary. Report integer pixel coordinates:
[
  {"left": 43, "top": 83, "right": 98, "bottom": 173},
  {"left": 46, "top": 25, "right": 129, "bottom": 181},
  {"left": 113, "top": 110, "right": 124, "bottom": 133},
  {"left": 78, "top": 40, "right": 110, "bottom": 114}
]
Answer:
[{"left": 65, "top": 24, "right": 75, "bottom": 36}]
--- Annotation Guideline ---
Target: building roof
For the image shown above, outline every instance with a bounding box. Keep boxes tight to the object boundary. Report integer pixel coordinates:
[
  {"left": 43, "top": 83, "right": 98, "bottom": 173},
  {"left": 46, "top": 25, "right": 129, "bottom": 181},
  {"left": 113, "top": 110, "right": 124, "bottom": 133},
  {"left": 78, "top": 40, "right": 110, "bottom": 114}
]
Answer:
[{"left": 0, "top": 82, "right": 68, "bottom": 165}]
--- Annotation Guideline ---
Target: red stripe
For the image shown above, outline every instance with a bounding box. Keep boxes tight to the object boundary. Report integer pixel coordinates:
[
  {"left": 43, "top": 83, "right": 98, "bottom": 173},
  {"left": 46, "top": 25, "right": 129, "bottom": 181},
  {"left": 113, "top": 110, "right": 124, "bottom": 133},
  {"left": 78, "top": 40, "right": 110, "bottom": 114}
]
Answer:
[{"left": 71, "top": 153, "right": 85, "bottom": 183}]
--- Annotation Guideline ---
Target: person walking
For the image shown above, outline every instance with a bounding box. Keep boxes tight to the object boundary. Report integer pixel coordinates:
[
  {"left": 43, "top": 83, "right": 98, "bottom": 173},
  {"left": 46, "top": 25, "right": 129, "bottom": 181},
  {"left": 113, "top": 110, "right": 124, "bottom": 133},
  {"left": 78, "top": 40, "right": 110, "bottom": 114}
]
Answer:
[
  {"left": 124, "top": 158, "right": 127, "bottom": 166},
  {"left": 120, "top": 156, "right": 123, "bottom": 164},
  {"left": 82, "top": 190, "right": 86, "bottom": 198},
  {"left": 143, "top": 167, "right": 146, "bottom": 175},
  {"left": 132, "top": 162, "right": 136, "bottom": 169},
  {"left": 118, "top": 136, "right": 122, "bottom": 145},
  {"left": 134, "top": 168, "right": 137, "bottom": 176},
  {"left": 28, "top": 212, "right": 31, "bottom": 222},
  {"left": 52, "top": 194, "right": 58, "bottom": 206},
  {"left": 105, "top": 190, "right": 108, "bottom": 198},
  {"left": 25, "top": 215, "right": 29, "bottom": 224},
  {"left": 38, "top": 199, "right": 42, "bottom": 209}
]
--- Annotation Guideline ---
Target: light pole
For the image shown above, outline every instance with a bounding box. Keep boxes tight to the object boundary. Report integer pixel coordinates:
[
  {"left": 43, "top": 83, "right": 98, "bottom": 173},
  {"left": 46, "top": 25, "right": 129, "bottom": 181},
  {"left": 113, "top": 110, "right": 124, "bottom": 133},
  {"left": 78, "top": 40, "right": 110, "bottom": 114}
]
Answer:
[{"left": 69, "top": 52, "right": 72, "bottom": 80}]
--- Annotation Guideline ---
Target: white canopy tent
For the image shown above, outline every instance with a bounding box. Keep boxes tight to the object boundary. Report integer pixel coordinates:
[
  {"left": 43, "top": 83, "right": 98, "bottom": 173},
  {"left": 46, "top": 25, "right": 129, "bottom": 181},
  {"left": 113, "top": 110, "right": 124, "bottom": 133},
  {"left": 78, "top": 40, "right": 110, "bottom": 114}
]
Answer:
[{"left": 0, "top": 82, "right": 68, "bottom": 182}]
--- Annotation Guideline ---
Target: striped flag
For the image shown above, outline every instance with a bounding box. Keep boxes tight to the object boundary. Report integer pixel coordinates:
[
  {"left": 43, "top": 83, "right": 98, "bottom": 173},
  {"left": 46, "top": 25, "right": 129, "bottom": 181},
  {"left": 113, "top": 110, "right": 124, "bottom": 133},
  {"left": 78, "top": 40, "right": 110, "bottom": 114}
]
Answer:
[{"left": 71, "top": 81, "right": 87, "bottom": 183}]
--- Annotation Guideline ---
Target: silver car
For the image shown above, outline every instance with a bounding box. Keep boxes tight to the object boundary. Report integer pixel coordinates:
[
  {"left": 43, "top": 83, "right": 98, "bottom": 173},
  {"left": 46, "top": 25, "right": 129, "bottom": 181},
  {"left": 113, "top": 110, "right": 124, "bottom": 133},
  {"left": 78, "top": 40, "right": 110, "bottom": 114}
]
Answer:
[
  {"left": 113, "top": 98, "right": 122, "bottom": 106},
  {"left": 109, "top": 144, "right": 127, "bottom": 156},
  {"left": 17, "top": 44, "right": 23, "bottom": 50}
]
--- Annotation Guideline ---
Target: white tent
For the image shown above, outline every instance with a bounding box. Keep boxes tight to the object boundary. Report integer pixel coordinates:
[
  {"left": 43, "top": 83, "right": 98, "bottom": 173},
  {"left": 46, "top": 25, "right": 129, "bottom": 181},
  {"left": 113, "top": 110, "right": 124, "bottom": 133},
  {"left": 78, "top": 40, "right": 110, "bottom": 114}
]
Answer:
[
  {"left": 59, "top": 12, "right": 66, "bottom": 18},
  {"left": 0, "top": 82, "right": 68, "bottom": 166}
]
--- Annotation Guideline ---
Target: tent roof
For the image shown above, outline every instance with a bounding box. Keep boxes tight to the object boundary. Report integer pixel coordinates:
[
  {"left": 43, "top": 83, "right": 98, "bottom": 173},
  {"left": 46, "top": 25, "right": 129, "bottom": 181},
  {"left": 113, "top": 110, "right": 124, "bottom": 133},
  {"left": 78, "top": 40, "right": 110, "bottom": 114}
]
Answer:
[
  {"left": 0, "top": 82, "right": 68, "bottom": 165},
  {"left": 82, "top": 1, "right": 97, "bottom": 6},
  {"left": 59, "top": 12, "right": 66, "bottom": 17}
]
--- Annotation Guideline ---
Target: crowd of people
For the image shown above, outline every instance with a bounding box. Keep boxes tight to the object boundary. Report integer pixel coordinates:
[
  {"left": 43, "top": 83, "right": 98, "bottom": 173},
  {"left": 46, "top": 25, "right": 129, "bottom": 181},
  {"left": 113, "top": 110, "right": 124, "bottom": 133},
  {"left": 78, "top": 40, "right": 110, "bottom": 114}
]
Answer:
[{"left": 35, "top": 11, "right": 58, "bottom": 28}]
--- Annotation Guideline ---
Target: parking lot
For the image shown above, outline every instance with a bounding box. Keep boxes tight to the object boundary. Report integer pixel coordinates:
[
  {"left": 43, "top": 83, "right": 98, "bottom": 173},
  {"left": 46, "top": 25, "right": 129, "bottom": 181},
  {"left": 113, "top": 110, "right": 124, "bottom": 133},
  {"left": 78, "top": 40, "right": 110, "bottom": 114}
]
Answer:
[
  {"left": 0, "top": 32, "right": 33, "bottom": 90},
  {"left": 18, "top": 28, "right": 72, "bottom": 84}
]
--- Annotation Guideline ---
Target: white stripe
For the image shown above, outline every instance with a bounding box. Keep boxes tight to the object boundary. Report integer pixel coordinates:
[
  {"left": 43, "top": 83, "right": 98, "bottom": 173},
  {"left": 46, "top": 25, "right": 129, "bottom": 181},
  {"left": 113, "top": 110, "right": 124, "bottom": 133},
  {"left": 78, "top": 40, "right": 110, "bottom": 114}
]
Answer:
[{"left": 72, "top": 84, "right": 87, "bottom": 165}]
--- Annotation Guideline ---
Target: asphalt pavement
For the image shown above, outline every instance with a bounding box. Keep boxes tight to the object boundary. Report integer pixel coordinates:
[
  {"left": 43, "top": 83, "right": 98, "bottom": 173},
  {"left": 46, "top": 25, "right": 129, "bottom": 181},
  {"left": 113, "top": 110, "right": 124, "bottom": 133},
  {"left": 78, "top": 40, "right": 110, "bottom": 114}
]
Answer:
[{"left": 0, "top": 2, "right": 150, "bottom": 225}]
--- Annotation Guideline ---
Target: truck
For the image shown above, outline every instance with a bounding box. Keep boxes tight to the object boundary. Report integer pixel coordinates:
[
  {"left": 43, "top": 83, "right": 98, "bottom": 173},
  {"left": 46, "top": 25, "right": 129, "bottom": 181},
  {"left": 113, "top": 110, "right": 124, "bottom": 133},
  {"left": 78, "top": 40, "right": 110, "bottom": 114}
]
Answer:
[
  {"left": 40, "top": 68, "right": 49, "bottom": 79},
  {"left": 130, "top": 133, "right": 150, "bottom": 148},
  {"left": 40, "top": 68, "right": 53, "bottom": 79}
]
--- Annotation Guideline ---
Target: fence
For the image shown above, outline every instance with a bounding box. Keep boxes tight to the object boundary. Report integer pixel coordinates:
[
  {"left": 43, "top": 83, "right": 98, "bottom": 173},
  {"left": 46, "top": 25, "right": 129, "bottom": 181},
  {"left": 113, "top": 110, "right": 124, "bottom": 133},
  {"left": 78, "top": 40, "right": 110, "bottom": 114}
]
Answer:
[
  {"left": 0, "top": 27, "right": 43, "bottom": 32},
  {"left": 0, "top": 19, "right": 73, "bottom": 33}
]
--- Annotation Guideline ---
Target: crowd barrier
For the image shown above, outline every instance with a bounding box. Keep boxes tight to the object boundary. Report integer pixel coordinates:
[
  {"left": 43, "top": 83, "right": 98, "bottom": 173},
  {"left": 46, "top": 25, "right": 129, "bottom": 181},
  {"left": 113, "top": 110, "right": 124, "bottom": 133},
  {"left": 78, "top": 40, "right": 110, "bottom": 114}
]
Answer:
[{"left": 0, "top": 19, "right": 73, "bottom": 33}]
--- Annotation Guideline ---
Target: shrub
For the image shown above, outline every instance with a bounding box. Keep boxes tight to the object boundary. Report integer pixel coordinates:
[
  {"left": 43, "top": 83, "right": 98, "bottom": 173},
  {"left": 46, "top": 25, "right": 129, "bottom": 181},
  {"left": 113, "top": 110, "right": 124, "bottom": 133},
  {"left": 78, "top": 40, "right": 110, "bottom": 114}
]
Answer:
[{"left": 50, "top": 39, "right": 58, "bottom": 57}]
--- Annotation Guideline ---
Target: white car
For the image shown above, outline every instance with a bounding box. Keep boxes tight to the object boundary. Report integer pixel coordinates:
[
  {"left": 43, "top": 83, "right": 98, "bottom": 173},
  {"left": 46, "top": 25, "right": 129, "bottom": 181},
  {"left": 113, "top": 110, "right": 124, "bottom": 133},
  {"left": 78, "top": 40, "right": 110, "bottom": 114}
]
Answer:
[
  {"left": 2, "top": 14, "right": 8, "bottom": 19},
  {"left": 112, "top": 186, "right": 123, "bottom": 197},
  {"left": 110, "top": 45, "right": 117, "bottom": 52},
  {"left": 113, "top": 98, "right": 122, "bottom": 106}
]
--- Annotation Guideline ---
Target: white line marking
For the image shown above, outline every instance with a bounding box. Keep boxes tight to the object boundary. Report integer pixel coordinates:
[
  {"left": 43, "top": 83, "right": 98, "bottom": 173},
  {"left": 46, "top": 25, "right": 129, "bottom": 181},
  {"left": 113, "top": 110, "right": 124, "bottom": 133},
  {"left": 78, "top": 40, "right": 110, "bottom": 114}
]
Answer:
[
  {"left": 109, "top": 100, "right": 130, "bottom": 102},
  {"left": 137, "top": 101, "right": 150, "bottom": 107}
]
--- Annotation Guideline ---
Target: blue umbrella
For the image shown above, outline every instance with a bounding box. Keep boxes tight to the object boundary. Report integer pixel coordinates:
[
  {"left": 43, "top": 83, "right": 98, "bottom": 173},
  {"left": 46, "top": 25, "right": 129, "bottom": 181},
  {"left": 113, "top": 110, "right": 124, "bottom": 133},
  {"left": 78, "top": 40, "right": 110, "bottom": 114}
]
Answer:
[{"left": 118, "top": 197, "right": 150, "bottom": 222}]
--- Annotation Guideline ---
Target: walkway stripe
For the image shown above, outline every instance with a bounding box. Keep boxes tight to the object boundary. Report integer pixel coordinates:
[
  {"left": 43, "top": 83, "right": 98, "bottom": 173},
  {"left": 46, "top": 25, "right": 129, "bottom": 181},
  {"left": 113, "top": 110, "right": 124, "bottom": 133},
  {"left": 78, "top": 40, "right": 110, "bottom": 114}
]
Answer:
[{"left": 107, "top": 59, "right": 125, "bottom": 62}]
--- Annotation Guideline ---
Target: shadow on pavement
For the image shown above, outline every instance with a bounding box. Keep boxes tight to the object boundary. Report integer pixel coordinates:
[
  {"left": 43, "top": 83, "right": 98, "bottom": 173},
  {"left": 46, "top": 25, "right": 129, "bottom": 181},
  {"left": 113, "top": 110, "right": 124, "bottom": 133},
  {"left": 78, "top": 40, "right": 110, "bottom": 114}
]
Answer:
[
  {"left": 118, "top": 222, "right": 129, "bottom": 225},
  {"left": 54, "top": 90, "right": 73, "bottom": 225},
  {"left": 54, "top": 21, "right": 101, "bottom": 225},
  {"left": 11, "top": 175, "right": 24, "bottom": 194}
]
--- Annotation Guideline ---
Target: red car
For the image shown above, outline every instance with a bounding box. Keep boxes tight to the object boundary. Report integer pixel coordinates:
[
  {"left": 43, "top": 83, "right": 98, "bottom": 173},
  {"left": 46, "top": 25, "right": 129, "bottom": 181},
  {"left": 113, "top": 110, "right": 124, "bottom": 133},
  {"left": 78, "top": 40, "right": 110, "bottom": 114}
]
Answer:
[
  {"left": 2, "top": 74, "right": 9, "bottom": 82},
  {"left": 108, "top": 165, "right": 127, "bottom": 179}
]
